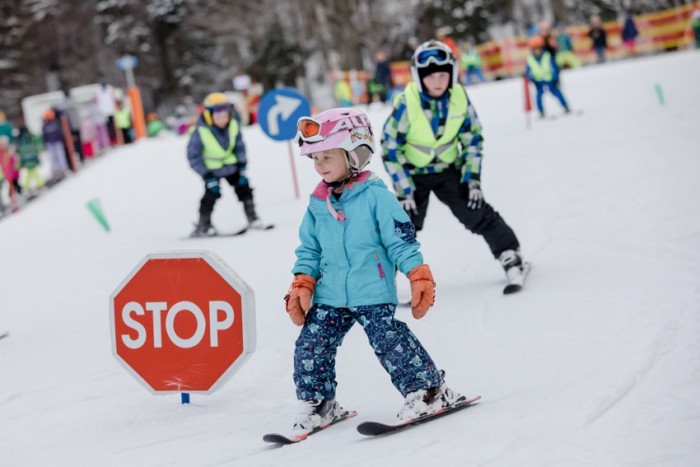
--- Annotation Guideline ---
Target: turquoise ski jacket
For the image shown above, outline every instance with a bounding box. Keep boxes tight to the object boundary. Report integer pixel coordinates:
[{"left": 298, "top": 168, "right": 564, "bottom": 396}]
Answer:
[{"left": 293, "top": 171, "right": 424, "bottom": 308}]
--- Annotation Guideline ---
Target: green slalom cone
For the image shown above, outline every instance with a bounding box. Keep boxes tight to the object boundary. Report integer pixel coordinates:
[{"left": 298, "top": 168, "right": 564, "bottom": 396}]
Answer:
[
  {"left": 86, "top": 197, "right": 110, "bottom": 232},
  {"left": 654, "top": 83, "right": 665, "bottom": 106}
]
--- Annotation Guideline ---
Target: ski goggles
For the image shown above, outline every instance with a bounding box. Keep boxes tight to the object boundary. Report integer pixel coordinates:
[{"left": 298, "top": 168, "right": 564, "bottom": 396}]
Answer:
[
  {"left": 296, "top": 114, "right": 371, "bottom": 144},
  {"left": 414, "top": 47, "right": 452, "bottom": 68},
  {"left": 207, "top": 103, "right": 234, "bottom": 114}
]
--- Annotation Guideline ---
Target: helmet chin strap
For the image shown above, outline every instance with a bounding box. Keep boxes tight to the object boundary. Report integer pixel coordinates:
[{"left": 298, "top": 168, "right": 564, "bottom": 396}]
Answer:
[
  {"left": 323, "top": 172, "right": 356, "bottom": 190},
  {"left": 323, "top": 150, "right": 357, "bottom": 190}
]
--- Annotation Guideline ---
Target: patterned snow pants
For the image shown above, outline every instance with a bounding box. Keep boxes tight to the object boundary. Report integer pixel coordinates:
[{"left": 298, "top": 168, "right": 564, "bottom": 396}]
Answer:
[{"left": 293, "top": 303, "right": 441, "bottom": 401}]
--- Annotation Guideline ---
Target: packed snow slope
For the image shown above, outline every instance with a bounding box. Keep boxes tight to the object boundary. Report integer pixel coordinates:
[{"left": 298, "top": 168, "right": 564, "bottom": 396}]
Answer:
[{"left": 1, "top": 51, "right": 699, "bottom": 467}]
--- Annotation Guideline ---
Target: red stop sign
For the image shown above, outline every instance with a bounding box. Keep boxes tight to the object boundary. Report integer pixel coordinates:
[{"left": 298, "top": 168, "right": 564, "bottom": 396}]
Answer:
[{"left": 110, "top": 251, "right": 256, "bottom": 394}]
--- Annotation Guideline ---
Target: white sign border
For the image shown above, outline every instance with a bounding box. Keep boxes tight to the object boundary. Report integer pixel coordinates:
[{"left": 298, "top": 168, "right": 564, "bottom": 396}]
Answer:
[{"left": 109, "top": 250, "right": 256, "bottom": 395}]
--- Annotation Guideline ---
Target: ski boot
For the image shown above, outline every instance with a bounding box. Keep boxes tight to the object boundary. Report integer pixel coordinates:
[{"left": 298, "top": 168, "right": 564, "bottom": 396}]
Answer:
[
  {"left": 242, "top": 199, "right": 271, "bottom": 230},
  {"left": 190, "top": 213, "right": 216, "bottom": 237},
  {"left": 293, "top": 399, "right": 346, "bottom": 435},
  {"left": 396, "top": 371, "right": 465, "bottom": 421},
  {"left": 499, "top": 249, "right": 528, "bottom": 292},
  {"left": 499, "top": 249, "right": 524, "bottom": 277}
]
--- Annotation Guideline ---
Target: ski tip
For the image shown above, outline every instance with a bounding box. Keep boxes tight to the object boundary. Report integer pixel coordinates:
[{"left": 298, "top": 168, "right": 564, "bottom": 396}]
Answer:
[{"left": 262, "top": 433, "right": 302, "bottom": 445}]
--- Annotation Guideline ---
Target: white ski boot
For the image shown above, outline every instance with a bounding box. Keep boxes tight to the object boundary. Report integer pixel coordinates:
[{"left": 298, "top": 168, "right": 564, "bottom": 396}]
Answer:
[
  {"left": 499, "top": 249, "right": 529, "bottom": 293},
  {"left": 396, "top": 372, "right": 465, "bottom": 421},
  {"left": 498, "top": 250, "right": 523, "bottom": 285},
  {"left": 293, "top": 399, "right": 345, "bottom": 434}
]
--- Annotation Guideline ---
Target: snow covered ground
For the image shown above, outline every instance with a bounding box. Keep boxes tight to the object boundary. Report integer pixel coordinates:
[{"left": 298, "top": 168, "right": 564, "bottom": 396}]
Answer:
[{"left": 1, "top": 50, "right": 699, "bottom": 466}]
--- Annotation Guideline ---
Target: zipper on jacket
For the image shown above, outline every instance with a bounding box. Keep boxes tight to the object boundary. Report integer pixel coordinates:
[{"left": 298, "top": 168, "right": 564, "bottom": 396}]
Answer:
[{"left": 374, "top": 253, "right": 385, "bottom": 278}]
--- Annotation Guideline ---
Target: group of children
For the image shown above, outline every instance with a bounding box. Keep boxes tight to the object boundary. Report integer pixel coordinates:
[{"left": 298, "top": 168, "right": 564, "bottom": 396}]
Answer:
[
  {"left": 0, "top": 86, "right": 174, "bottom": 215},
  {"left": 0, "top": 112, "right": 52, "bottom": 212},
  {"left": 192, "top": 39, "right": 529, "bottom": 435},
  {"left": 287, "top": 39, "right": 529, "bottom": 434}
]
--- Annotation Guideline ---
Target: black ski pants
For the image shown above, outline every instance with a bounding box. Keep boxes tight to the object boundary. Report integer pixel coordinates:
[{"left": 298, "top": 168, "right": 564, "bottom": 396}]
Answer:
[
  {"left": 199, "top": 172, "right": 253, "bottom": 216},
  {"left": 409, "top": 168, "right": 520, "bottom": 258}
]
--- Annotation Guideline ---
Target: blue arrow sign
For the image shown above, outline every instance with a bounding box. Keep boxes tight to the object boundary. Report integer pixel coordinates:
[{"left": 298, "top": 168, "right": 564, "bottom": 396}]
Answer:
[
  {"left": 258, "top": 88, "right": 311, "bottom": 141},
  {"left": 116, "top": 55, "right": 138, "bottom": 70}
]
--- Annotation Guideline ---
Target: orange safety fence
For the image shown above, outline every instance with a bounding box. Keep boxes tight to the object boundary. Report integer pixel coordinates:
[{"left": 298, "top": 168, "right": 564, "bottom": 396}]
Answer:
[{"left": 388, "top": 3, "right": 698, "bottom": 84}]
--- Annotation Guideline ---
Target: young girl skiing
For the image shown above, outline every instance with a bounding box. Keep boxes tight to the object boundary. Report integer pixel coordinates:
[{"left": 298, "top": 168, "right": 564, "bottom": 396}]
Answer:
[{"left": 285, "top": 107, "right": 466, "bottom": 435}]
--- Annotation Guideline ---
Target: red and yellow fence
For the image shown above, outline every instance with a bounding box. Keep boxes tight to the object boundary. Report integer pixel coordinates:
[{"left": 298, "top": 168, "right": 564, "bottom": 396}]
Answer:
[{"left": 389, "top": 3, "right": 698, "bottom": 83}]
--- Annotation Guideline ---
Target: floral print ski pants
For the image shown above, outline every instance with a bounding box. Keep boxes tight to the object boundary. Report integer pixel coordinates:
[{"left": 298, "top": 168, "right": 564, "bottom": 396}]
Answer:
[{"left": 293, "top": 303, "right": 441, "bottom": 401}]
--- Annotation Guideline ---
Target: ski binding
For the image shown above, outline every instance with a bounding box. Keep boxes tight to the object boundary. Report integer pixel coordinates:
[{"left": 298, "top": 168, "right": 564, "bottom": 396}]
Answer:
[{"left": 263, "top": 410, "right": 357, "bottom": 445}]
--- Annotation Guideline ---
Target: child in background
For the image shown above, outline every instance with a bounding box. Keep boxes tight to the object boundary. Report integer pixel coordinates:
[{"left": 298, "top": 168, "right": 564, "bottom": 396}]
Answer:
[
  {"left": 79, "top": 108, "right": 97, "bottom": 159},
  {"left": 285, "top": 107, "right": 468, "bottom": 435},
  {"left": 525, "top": 36, "right": 570, "bottom": 117},
  {"left": 333, "top": 71, "right": 352, "bottom": 107},
  {"left": 41, "top": 109, "right": 69, "bottom": 183},
  {"left": 0, "top": 136, "right": 21, "bottom": 197},
  {"left": 15, "top": 125, "right": 44, "bottom": 196},
  {"left": 460, "top": 41, "right": 485, "bottom": 85},
  {"left": 588, "top": 15, "right": 608, "bottom": 63},
  {"left": 691, "top": 7, "right": 700, "bottom": 49},
  {"left": 555, "top": 24, "right": 581, "bottom": 69}
]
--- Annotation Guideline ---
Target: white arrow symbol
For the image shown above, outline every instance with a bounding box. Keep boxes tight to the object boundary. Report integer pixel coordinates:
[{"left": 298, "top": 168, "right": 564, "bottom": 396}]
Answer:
[{"left": 267, "top": 95, "right": 302, "bottom": 136}]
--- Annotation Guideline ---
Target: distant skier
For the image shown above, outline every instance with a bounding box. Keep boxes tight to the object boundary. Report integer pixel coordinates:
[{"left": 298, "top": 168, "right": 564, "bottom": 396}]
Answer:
[
  {"left": 525, "top": 35, "right": 570, "bottom": 118},
  {"left": 588, "top": 15, "right": 608, "bottom": 64},
  {"left": 41, "top": 109, "right": 69, "bottom": 183},
  {"left": 382, "top": 40, "right": 527, "bottom": 292},
  {"left": 0, "top": 136, "right": 21, "bottom": 197},
  {"left": 555, "top": 24, "right": 581, "bottom": 69},
  {"left": 285, "top": 107, "right": 466, "bottom": 435},
  {"left": 15, "top": 125, "right": 44, "bottom": 197},
  {"left": 460, "top": 41, "right": 485, "bottom": 85},
  {"left": 187, "top": 92, "right": 266, "bottom": 237}
]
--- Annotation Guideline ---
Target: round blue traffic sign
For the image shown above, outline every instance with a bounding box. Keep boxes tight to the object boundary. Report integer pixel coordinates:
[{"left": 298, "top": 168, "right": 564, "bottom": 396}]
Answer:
[{"left": 258, "top": 88, "right": 311, "bottom": 141}]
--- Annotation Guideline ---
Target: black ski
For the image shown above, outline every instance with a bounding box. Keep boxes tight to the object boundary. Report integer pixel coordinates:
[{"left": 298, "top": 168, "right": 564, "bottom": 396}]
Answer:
[
  {"left": 503, "top": 262, "right": 531, "bottom": 295},
  {"left": 357, "top": 396, "right": 480, "bottom": 437},
  {"left": 263, "top": 410, "right": 357, "bottom": 445},
  {"left": 230, "top": 223, "right": 275, "bottom": 237},
  {"left": 185, "top": 224, "right": 274, "bottom": 239}
]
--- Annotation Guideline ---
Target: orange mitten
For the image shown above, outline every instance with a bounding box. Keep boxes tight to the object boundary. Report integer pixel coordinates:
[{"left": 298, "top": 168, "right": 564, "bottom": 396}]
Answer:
[
  {"left": 284, "top": 274, "right": 316, "bottom": 326},
  {"left": 407, "top": 264, "right": 435, "bottom": 319}
]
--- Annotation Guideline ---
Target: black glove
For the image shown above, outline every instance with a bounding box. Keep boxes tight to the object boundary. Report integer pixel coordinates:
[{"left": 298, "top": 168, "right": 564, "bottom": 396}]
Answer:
[
  {"left": 236, "top": 164, "right": 249, "bottom": 186},
  {"left": 459, "top": 180, "right": 483, "bottom": 210},
  {"left": 397, "top": 195, "right": 417, "bottom": 214},
  {"left": 204, "top": 174, "right": 221, "bottom": 196}
]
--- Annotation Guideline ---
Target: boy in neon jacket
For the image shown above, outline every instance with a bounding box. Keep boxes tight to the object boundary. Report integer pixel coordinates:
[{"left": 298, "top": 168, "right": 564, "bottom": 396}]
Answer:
[{"left": 382, "top": 40, "right": 526, "bottom": 289}]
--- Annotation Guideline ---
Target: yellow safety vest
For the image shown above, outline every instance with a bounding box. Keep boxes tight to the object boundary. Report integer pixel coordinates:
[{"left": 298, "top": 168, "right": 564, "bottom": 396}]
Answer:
[
  {"left": 198, "top": 120, "right": 239, "bottom": 170},
  {"left": 403, "top": 82, "right": 468, "bottom": 168},
  {"left": 526, "top": 52, "right": 553, "bottom": 81},
  {"left": 114, "top": 108, "right": 131, "bottom": 129}
]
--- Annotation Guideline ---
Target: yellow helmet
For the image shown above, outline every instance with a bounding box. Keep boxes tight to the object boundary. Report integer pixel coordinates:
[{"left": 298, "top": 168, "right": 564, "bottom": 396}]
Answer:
[{"left": 202, "top": 92, "right": 233, "bottom": 126}]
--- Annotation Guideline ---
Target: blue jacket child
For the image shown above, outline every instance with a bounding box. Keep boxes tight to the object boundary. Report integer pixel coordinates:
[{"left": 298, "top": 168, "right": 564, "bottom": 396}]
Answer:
[
  {"left": 284, "top": 107, "right": 468, "bottom": 435},
  {"left": 525, "top": 35, "right": 570, "bottom": 117}
]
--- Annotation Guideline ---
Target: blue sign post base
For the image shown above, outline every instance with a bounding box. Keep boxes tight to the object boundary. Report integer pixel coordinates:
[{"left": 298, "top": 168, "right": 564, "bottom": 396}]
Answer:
[{"left": 181, "top": 393, "right": 190, "bottom": 405}]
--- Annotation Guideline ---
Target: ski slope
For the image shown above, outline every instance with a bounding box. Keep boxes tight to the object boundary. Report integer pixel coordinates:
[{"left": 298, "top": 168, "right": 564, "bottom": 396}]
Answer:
[{"left": 1, "top": 51, "right": 699, "bottom": 466}]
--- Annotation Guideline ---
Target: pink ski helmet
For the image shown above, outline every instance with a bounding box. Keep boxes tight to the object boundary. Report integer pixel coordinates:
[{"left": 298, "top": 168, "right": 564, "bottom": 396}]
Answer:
[{"left": 295, "top": 107, "right": 374, "bottom": 172}]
